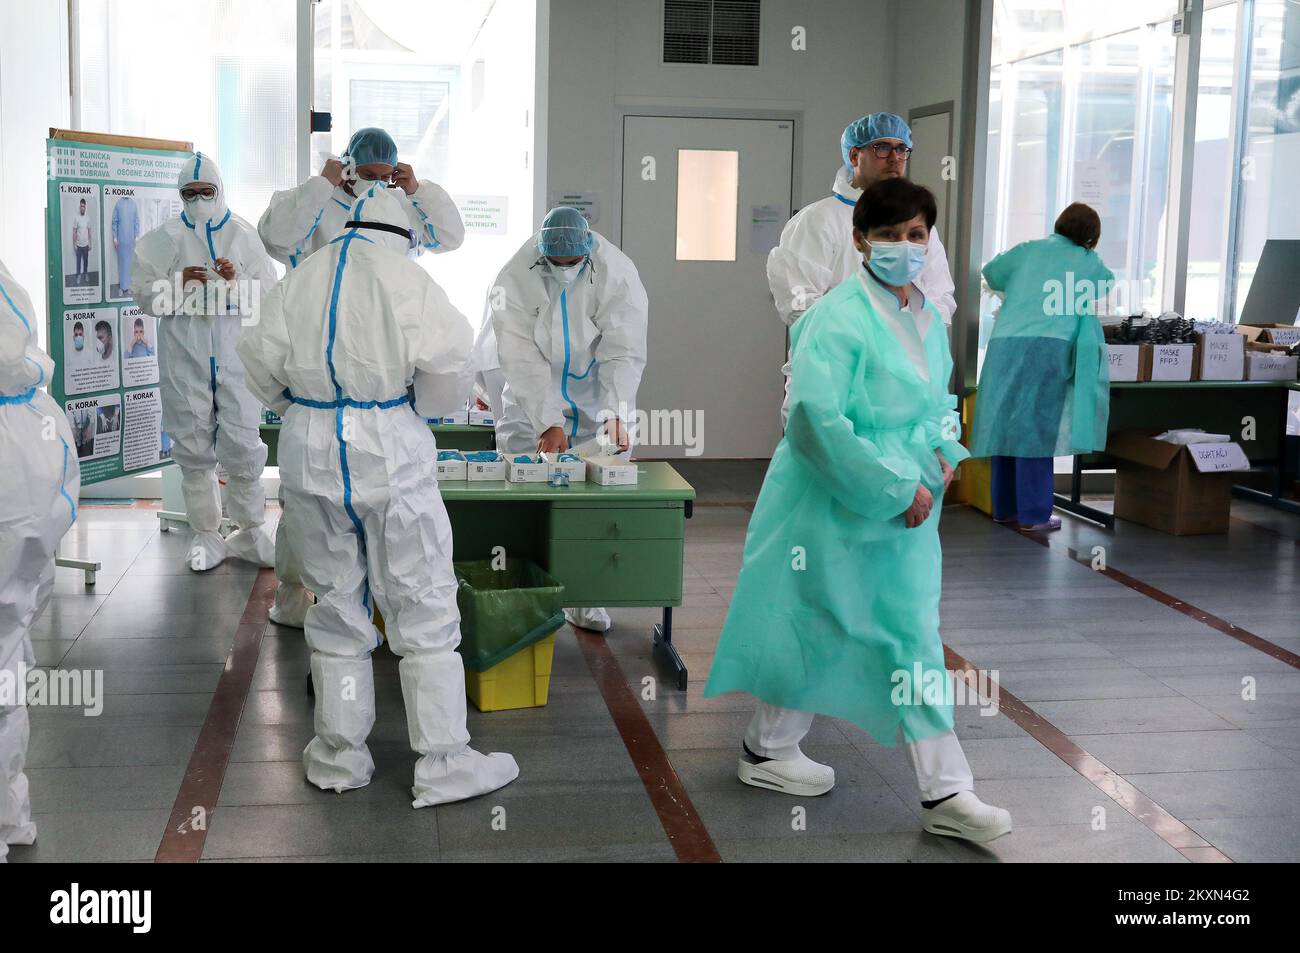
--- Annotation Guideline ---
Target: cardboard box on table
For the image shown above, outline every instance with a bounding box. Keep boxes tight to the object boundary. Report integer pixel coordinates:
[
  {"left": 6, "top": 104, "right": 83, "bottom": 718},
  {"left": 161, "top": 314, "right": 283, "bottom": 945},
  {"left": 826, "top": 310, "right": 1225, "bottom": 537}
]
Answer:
[
  {"left": 1107, "top": 344, "right": 1145, "bottom": 382},
  {"left": 1243, "top": 347, "right": 1298, "bottom": 381},
  {"left": 1193, "top": 333, "right": 1245, "bottom": 380},
  {"left": 1143, "top": 343, "right": 1196, "bottom": 382},
  {"left": 466, "top": 453, "right": 507, "bottom": 481},
  {"left": 1106, "top": 432, "right": 1250, "bottom": 535}
]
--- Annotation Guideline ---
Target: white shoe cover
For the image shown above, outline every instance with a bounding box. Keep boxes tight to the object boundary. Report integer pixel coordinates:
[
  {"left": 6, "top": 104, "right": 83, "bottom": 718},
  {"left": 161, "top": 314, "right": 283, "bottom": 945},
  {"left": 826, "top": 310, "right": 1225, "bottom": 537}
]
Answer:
[
  {"left": 269, "top": 582, "right": 313, "bottom": 628},
  {"left": 303, "top": 655, "right": 376, "bottom": 793},
  {"left": 411, "top": 748, "right": 520, "bottom": 808},
  {"left": 187, "top": 530, "right": 227, "bottom": 572},
  {"left": 737, "top": 749, "right": 835, "bottom": 797},
  {"left": 224, "top": 526, "right": 275, "bottom": 567},
  {"left": 564, "top": 606, "right": 611, "bottom": 632},
  {"left": 921, "top": 790, "right": 1013, "bottom": 843}
]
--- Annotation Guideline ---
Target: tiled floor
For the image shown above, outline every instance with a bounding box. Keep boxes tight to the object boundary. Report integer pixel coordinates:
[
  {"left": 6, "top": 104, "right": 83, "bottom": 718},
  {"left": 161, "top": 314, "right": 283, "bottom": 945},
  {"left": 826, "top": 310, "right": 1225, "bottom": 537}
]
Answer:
[{"left": 11, "top": 464, "right": 1299, "bottom": 863}]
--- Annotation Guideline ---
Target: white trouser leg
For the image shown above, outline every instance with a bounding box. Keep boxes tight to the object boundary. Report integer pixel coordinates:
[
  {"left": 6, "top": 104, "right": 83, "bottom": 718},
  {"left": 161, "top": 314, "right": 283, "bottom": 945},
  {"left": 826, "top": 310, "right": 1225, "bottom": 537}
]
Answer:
[
  {"left": 744, "top": 702, "right": 815, "bottom": 761},
  {"left": 289, "top": 488, "right": 380, "bottom": 792},
  {"left": 365, "top": 468, "right": 518, "bottom": 807},
  {"left": 906, "top": 730, "right": 975, "bottom": 802}
]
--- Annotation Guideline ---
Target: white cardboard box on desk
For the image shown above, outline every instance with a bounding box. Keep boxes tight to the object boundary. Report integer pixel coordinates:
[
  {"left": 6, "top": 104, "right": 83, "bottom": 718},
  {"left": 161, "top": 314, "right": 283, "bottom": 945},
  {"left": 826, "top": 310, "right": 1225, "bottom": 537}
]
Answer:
[
  {"left": 434, "top": 411, "right": 470, "bottom": 425},
  {"left": 587, "top": 455, "right": 638, "bottom": 486},
  {"left": 1194, "top": 333, "right": 1245, "bottom": 380},
  {"left": 542, "top": 452, "right": 586, "bottom": 483},
  {"left": 468, "top": 409, "right": 496, "bottom": 426},
  {"left": 1108, "top": 344, "right": 1143, "bottom": 381},
  {"left": 466, "top": 453, "right": 507, "bottom": 481},
  {"left": 435, "top": 452, "right": 468, "bottom": 481},
  {"left": 1244, "top": 350, "right": 1299, "bottom": 381},
  {"left": 1145, "top": 343, "right": 1195, "bottom": 382},
  {"left": 506, "top": 455, "right": 549, "bottom": 483}
]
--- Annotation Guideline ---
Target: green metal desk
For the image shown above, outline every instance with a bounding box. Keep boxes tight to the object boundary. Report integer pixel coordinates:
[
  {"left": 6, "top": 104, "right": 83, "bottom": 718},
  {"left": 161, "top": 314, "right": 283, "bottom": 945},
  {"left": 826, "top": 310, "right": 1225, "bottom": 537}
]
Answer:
[
  {"left": 437, "top": 462, "right": 697, "bottom": 689},
  {"left": 1057, "top": 380, "right": 1299, "bottom": 527},
  {"left": 260, "top": 422, "right": 496, "bottom": 463}
]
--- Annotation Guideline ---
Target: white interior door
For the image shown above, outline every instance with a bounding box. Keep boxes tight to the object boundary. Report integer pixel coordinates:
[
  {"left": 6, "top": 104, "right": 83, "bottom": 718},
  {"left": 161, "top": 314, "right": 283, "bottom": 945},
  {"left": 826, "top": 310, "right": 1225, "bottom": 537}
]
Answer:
[
  {"left": 621, "top": 116, "right": 793, "bottom": 459},
  {"left": 908, "top": 109, "right": 953, "bottom": 243}
]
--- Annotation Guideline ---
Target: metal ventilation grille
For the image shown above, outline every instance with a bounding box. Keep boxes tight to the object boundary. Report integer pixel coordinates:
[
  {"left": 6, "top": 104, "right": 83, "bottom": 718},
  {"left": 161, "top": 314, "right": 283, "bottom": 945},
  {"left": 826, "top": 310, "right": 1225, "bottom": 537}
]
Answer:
[{"left": 664, "top": 0, "right": 760, "bottom": 66}]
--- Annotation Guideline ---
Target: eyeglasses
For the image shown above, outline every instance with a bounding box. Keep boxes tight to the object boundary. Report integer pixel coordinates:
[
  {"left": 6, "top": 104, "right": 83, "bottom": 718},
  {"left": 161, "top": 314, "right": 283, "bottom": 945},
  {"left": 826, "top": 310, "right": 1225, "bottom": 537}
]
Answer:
[
  {"left": 181, "top": 188, "right": 217, "bottom": 200},
  {"left": 868, "top": 143, "right": 913, "bottom": 159}
]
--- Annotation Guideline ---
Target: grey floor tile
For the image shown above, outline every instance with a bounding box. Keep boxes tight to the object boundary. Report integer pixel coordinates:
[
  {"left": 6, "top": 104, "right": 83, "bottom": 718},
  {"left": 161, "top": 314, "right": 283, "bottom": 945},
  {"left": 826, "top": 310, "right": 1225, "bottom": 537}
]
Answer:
[
  {"left": 717, "top": 830, "right": 953, "bottom": 863},
  {"left": 689, "top": 782, "right": 921, "bottom": 839},
  {"left": 1072, "top": 730, "right": 1292, "bottom": 774},
  {"left": 8, "top": 810, "right": 172, "bottom": 863},
  {"left": 1032, "top": 697, "right": 1235, "bottom": 735},
  {"left": 202, "top": 802, "right": 441, "bottom": 859},
  {"left": 28, "top": 723, "right": 202, "bottom": 768},
  {"left": 434, "top": 791, "right": 667, "bottom": 853},
  {"left": 934, "top": 818, "right": 1187, "bottom": 864},
  {"left": 26, "top": 764, "right": 186, "bottom": 812},
  {"left": 1183, "top": 816, "right": 1300, "bottom": 863},
  {"left": 29, "top": 692, "right": 212, "bottom": 727},
  {"left": 1126, "top": 769, "right": 1300, "bottom": 820}
]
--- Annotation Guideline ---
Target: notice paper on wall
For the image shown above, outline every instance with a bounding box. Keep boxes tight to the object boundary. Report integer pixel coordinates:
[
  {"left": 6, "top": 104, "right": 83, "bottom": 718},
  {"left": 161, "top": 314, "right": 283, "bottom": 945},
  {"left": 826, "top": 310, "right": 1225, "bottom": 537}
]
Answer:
[{"left": 750, "top": 204, "right": 784, "bottom": 255}]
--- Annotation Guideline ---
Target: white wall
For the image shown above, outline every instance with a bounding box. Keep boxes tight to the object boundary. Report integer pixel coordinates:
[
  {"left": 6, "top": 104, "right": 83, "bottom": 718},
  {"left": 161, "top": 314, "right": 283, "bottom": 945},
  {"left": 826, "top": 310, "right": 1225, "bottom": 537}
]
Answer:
[
  {"left": 0, "top": 0, "right": 71, "bottom": 347},
  {"left": 543, "top": 0, "right": 897, "bottom": 240}
]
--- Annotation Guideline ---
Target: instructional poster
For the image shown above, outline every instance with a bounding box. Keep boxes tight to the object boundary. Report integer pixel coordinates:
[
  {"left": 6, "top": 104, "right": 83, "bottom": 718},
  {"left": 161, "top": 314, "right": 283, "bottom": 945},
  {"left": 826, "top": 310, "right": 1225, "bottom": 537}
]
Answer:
[
  {"left": 119, "top": 304, "right": 159, "bottom": 386},
  {"left": 45, "top": 130, "right": 191, "bottom": 485},
  {"left": 122, "top": 386, "right": 167, "bottom": 471}
]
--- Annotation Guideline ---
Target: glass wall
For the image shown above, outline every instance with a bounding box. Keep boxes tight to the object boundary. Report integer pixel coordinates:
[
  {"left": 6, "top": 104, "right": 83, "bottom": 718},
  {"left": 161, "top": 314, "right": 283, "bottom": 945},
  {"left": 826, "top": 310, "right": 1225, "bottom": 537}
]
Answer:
[
  {"left": 1233, "top": 0, "right": 1300, "bottom": 320},
  {"left": 987, "top": 0, "right": 1296, "bottom": 325},
  {"left": 312, "top": 0, "right": 538, "bottom": 327},
  {"left": 77, "top": 0, "right": 298, "bottom": 230},
  {"left": 1185, "top": 2, "right": 1242, "bottom": 320}
]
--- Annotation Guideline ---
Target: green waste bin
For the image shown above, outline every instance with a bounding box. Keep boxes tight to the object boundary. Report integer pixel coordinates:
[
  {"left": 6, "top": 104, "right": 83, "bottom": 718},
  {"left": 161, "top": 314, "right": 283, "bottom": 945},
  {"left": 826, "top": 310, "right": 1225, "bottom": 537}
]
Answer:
[{"left": 453, "top": 559, "right": 567, "bottom": 673}]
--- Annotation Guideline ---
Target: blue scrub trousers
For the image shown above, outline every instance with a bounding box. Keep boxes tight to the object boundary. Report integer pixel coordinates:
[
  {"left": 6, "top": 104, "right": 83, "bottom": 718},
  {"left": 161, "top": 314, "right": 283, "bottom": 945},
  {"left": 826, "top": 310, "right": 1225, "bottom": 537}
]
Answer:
[{"left": 990, "top": 455, "right": 1054, "bottom": 525}]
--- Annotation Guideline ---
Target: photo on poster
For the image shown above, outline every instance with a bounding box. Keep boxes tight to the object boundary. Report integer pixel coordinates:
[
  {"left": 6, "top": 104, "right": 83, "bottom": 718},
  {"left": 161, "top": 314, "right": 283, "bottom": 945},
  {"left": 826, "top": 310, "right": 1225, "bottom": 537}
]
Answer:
[
  {"left": 59, "top": 183, "right": 102, "bottom": 305},
  {"left": 65, "top": 393, "right": 121, "bottom": 462},
  {"left": 103, "top": 185, "right": 180, "bottom": 301},
  {"left": 62, "top": 307, "right": 121, "bottom": 395},
  {"left": 123, "top": 387, "right": 166, "bottom": 471},
  {"left": 120, "top": 305, "right": 159, "bottom": 387}
]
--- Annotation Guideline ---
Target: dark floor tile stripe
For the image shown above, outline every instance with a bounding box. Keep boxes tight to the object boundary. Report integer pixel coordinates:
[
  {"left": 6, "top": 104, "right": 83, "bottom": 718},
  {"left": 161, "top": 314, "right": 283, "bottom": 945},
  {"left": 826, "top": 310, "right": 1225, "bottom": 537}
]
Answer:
[
  {"left": 943, "top": 645, "right": 1233, "bottom": 863},
  {"left": 155, "top": 568, "right": 274, "bottom": 862},
  {"left": 1013, "top": 525, "right": 1300, "bottom": 671},
  {"left": 572, "top": 627, "right": 722, "bottom": 863}
]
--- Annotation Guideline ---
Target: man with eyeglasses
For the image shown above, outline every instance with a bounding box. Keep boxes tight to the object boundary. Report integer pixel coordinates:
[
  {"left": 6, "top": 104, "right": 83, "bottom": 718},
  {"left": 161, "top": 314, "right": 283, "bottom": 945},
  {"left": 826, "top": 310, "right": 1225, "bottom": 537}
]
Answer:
[{"left": 767, "top": 113, "right": 956, "bottom": 424}]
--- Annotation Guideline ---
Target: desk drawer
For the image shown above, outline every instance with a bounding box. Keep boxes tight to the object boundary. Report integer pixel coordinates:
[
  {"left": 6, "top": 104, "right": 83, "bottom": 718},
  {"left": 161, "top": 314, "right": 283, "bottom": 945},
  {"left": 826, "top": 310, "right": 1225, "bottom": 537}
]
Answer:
[
  {"left": 545, "top": 539, "right": 683, "bottom": 605},
  {"left": 549, "top": 505, "right": 684, "bottom": 540}
]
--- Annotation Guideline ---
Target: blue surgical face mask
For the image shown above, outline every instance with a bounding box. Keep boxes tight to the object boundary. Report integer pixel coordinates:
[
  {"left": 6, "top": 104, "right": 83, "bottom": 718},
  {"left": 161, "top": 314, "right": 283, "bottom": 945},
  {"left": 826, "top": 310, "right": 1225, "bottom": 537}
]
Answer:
[
  {"left": 867, "top": 239, "right": 927, "bottom": 286},
  {"left": 73, "top": 335, "right": 84, "bottom": 350}
]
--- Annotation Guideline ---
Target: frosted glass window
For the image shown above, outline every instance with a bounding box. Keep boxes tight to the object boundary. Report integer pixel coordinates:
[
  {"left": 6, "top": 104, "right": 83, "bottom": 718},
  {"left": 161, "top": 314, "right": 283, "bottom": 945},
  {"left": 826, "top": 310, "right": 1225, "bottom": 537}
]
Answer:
[{"left": 676, "top": 149, "right": 738, "bottom": 261}]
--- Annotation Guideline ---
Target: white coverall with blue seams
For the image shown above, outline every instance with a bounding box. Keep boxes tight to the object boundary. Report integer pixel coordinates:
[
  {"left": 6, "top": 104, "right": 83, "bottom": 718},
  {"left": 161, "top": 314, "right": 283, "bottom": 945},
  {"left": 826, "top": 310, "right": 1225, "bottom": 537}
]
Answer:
[
  {"left": 237, "top": 187, "right": 518, "bottom": 807},
  {"left": 132, "top": 152, "right": 279, "bottom": 572},
  {"left": 0, "top": 258, "right": 80, "bottom": 862}
]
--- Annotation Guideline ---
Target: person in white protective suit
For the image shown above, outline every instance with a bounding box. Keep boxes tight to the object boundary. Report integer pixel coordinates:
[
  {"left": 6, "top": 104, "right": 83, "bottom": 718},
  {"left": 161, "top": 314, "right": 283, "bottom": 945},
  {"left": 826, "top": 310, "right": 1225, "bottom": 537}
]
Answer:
[
  {"left": 0, "top": 258, "right": 80, "bottom": 862},
  {"left": 258, "top": 126, "right": 465, "bottom": 629},
  {"left": 237, "top": 186, "right": 518, "bottom": 806},
  {"left": 489, "top": 206, "right": 648, "bottom": 633},
  {"left": 258, "top": 126, "right": 465, "bottom": 269},
  {"left": 132, "top": 152, "right": 281, "bottom": 573},
  {"left": 767, "top": 112, "right": 957, "bottom": 424}
]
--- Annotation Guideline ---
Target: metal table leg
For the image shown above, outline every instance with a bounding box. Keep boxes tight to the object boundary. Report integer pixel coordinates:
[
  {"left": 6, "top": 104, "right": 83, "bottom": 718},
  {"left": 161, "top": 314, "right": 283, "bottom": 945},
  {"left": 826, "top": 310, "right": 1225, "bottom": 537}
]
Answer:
[
  {"left": 653, "top": 606, "right": 688, "bottom": 692},
  {"left": 55, "top": 556, "right": 102, "bottom": 587}
]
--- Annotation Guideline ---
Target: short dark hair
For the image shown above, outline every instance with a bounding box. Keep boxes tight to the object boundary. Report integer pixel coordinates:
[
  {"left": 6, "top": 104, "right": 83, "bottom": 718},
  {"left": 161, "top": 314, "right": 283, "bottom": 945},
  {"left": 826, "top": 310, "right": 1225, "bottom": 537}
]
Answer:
[
  {"left": 1055, "top": 203, "right": 1101, "bottom": 250},
  {"left": 95, "top": 320, "right": 111, "bottom": 335},
  {"left": 853, "top": 178, "right": 937, "bottom": 234},
  {"left": 134, "top": 318, "right": 145, "bottom": 329}
]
